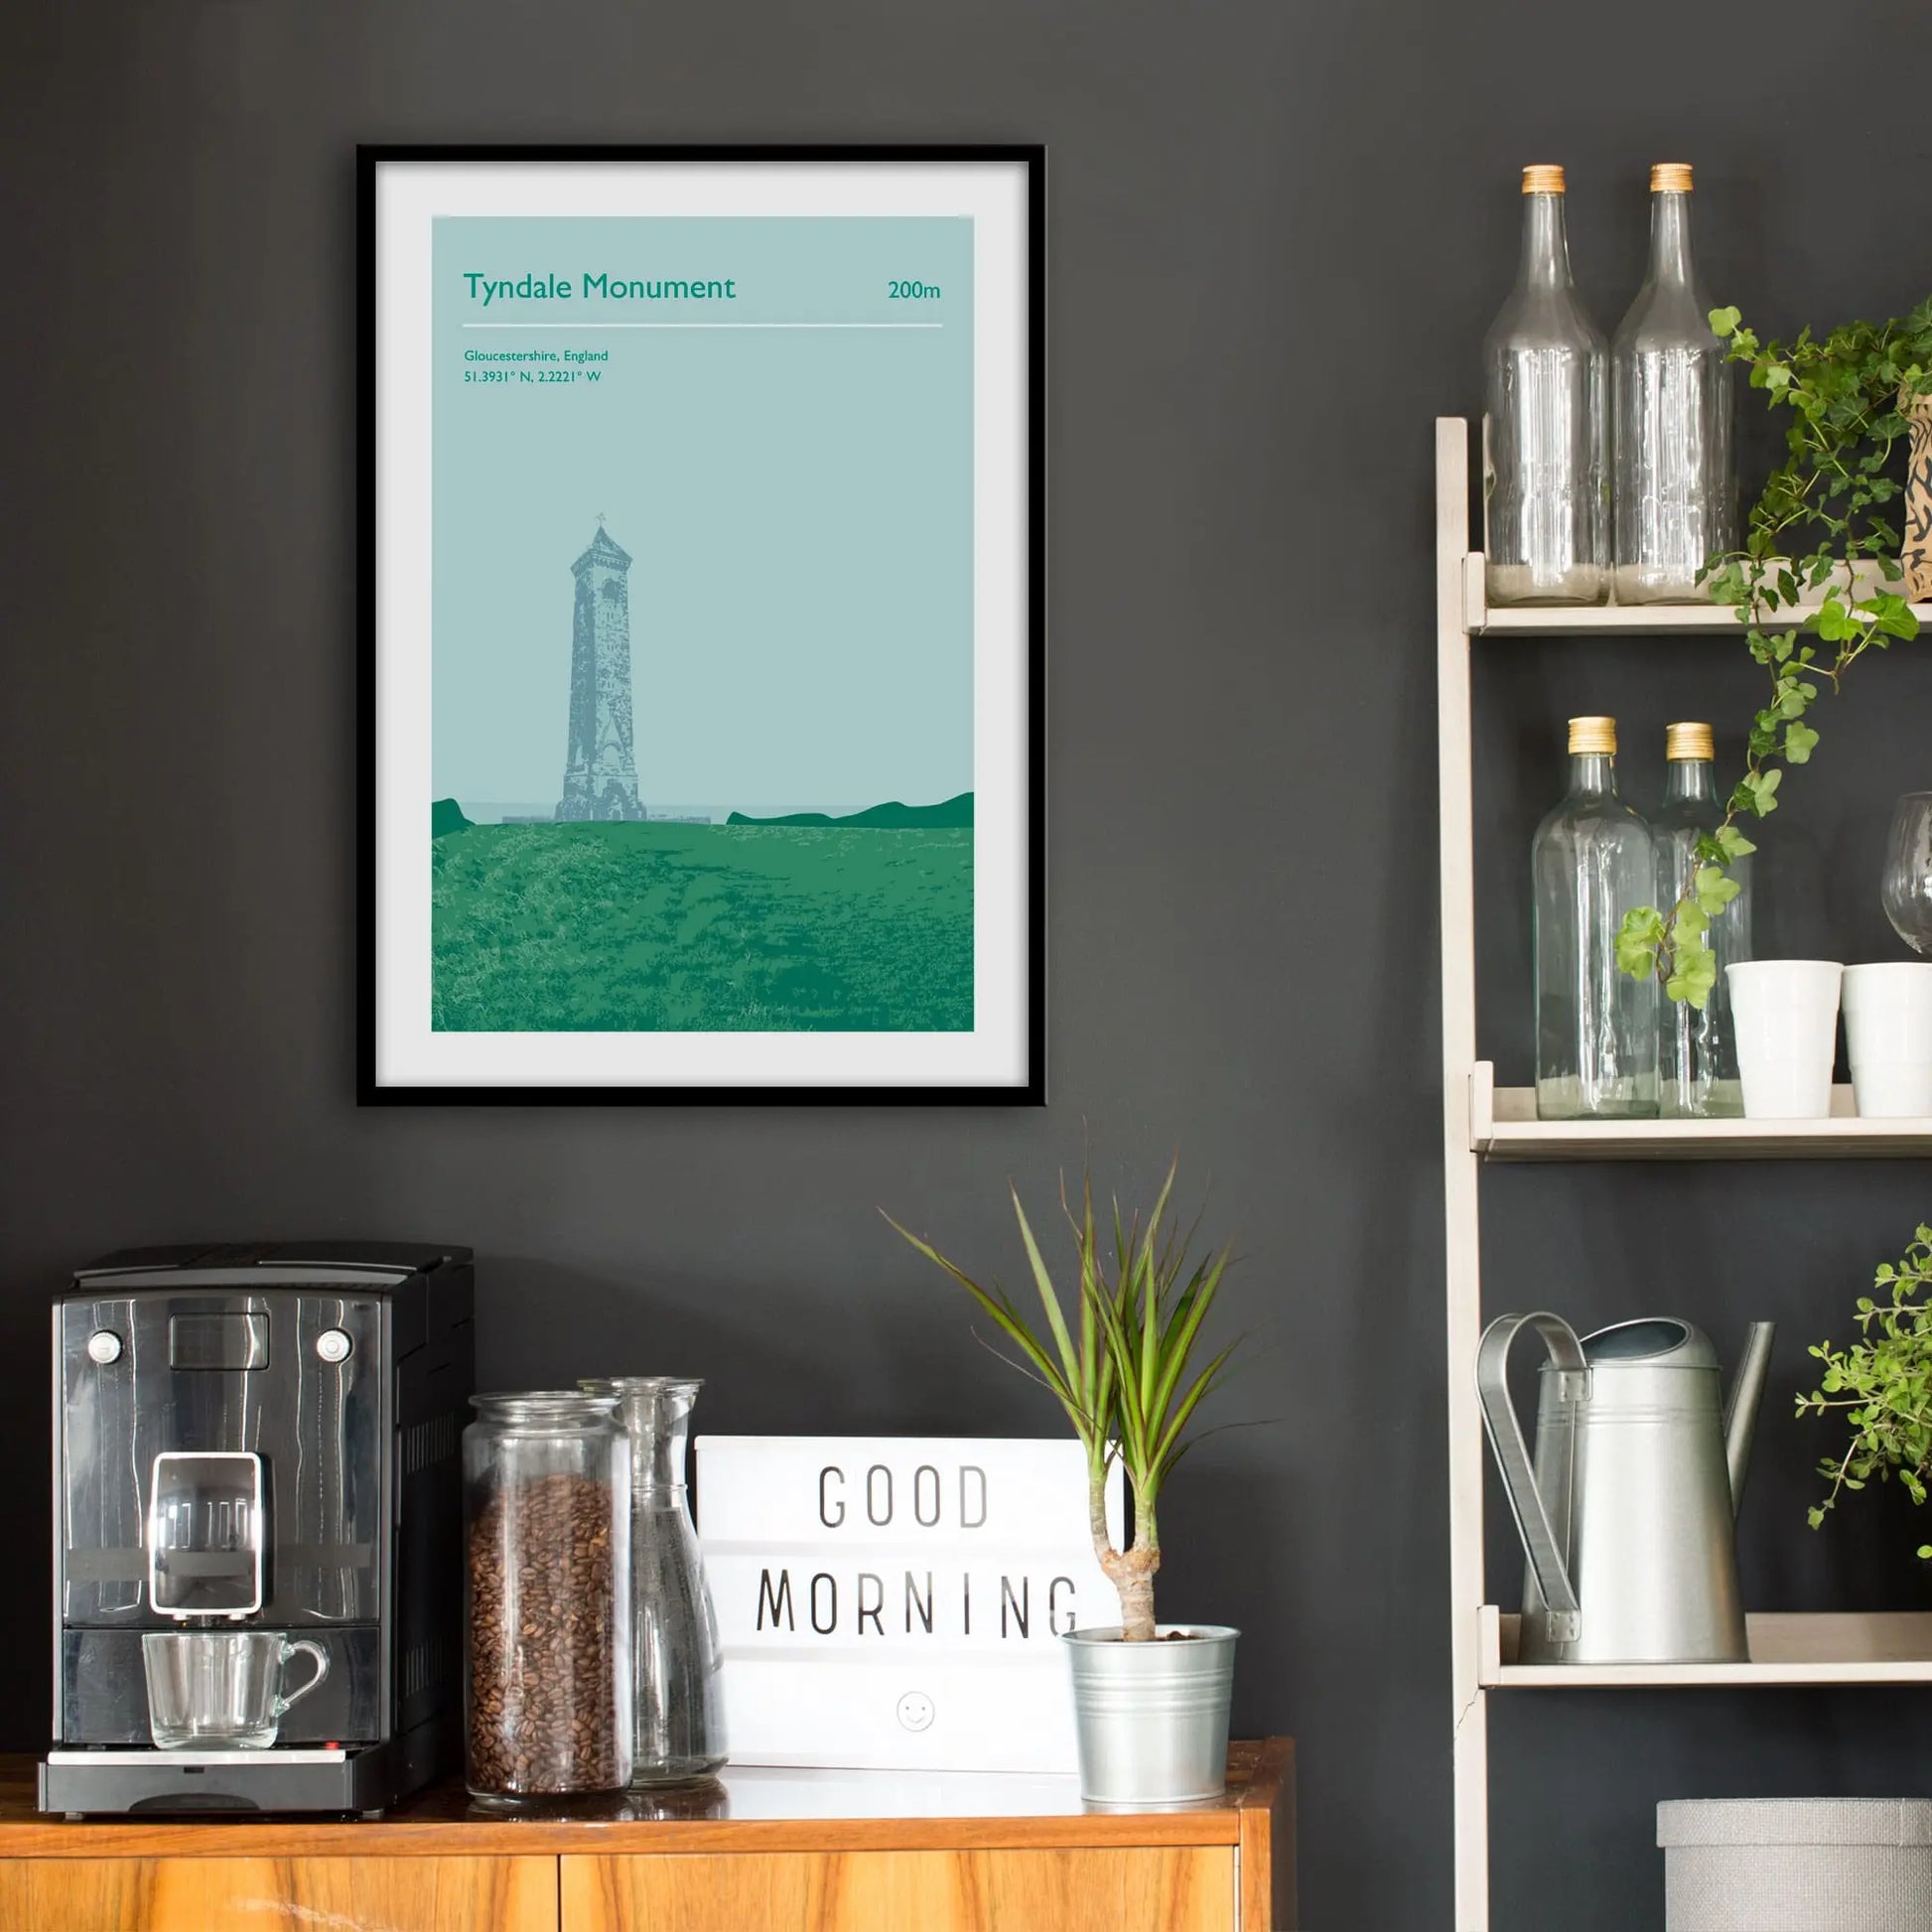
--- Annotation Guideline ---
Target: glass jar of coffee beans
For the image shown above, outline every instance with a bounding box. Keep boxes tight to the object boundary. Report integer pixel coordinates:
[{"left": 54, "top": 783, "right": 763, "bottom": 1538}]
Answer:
[{"left": 463, "top": 1392, "right": 632, "bottom": 1806}]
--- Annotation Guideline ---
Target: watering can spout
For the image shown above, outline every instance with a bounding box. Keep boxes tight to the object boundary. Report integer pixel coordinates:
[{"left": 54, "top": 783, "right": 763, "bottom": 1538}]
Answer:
[{"left": 1724, "top": 1322, "right": 1776, "bottom": 1515}]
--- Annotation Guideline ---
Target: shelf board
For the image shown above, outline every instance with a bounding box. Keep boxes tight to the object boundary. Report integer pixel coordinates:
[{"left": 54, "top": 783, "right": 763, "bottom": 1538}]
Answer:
[
  {"left": 1461, "top": 553, "right": 1932, "bottom": 637},
  {"left": 1470, "top": 1064, "right": 1932, "bottom": 1161},
  {"left": 1481, "top": 1606, "right": 1932, "bottom": 1688}
]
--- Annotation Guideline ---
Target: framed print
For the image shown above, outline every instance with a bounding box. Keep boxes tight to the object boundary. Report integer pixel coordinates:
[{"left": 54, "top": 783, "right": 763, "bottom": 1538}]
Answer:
[{"left": 359, "top": 145, "right": 1043, "bottom": 1103}]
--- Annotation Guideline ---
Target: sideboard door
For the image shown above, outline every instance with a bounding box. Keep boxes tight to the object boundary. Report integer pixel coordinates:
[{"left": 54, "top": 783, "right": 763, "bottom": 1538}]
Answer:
[
  {"left": 562, "top": 1848, "right": 1237, "bottom": 1932},
  {"left": 0, "top": 1856, "right": 559, "bottom": 1931}
]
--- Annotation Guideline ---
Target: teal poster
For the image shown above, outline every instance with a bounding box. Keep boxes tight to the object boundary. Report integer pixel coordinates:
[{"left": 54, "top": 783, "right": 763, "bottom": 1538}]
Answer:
[{"left": 429, "top": 215, "right": 975, "bottom": 1034}]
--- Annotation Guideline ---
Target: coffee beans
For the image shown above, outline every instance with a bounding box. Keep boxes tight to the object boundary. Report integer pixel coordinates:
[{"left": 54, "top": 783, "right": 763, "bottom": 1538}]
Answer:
[{"left": 467, "top": 1470, "right": 623, "bottom": 1796}]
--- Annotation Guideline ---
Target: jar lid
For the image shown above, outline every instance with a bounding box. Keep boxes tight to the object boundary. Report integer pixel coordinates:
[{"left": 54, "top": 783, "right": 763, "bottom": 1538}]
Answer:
[
  {"left": 472, "top": 1390, "right": 621, "bottom": 1424},
  {"left": 579, "top": 1376, "right": 704, "bottom": 1395},
  {"left": 1666, "top": 721, "right": 1715, "bottom": 760},
  {"left": 1569, "top": 715, "right": 1616, "bottom": 756},
  {"left": 1521, "top": 164, "right": 1566, "bottom": 195}
]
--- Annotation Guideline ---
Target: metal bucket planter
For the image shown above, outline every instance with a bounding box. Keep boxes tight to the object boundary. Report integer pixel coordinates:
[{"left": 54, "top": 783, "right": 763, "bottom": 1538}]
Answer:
[{"left": 1063, "top": 1624, "right": 1239, "bottom": 1808}]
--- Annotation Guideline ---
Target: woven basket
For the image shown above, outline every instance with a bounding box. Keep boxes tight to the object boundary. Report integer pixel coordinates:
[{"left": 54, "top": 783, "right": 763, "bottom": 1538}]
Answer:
[{"left": 1659, "top": 1799, "right": 1932, "bottom": 1931}]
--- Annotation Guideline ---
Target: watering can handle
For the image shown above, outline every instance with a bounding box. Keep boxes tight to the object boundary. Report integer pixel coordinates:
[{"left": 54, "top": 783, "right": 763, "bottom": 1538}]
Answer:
[{"left": 1475, "top": 1312, "right": 1586, "bottom": 1625}]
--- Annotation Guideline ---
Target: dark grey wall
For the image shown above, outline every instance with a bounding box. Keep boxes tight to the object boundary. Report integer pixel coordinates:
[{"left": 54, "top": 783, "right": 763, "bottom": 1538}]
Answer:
[{"left": 4, "top": 2, "right": 1930, "bottom": 1925}]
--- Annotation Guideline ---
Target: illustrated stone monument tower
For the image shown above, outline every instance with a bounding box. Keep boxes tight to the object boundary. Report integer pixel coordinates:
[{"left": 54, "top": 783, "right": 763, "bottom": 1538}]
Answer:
[{"left": 556, "top": 522, "right": 645, "bottom": 821}]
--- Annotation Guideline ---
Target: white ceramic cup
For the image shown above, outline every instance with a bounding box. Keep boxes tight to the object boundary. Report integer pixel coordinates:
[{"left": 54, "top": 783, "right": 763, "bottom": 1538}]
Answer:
[
  {"left": 1725, "top": 961, "right": 1845, "bottom": 1119},
  {"left": 1842, "top": 962, "right": 1932, "bottom": 1118}
]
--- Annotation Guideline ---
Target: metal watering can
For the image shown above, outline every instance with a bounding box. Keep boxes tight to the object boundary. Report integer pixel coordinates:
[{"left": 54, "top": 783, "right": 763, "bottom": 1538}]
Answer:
[{"left": 1476, "top": 1313, "right": 1775, "bottom": 1665}]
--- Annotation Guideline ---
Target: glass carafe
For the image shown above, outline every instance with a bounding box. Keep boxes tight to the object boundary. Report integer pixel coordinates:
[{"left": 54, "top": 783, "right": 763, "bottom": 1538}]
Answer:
[
  {"left": 1653, "top": 724, "right": 1750, "bottom": 1117},
  {"left": 582, "top": 1377, "right": 728, "bottom": 1785},
  {"left": 1612, "top": 164, "right": 1735, "bottom": 603},
  {"left": 1483, "top": 164, "right": 1610, "bottom": 606},
  {"left": 1533, "top": 716, "right": 1659, "bottom": 1119}
]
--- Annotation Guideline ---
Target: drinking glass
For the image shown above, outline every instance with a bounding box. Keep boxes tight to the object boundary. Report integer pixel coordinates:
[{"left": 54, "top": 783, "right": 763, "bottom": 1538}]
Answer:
[
  {"left": 142, "top": 1629, "right": 330, "bottom": 1748},
  {"left": 1882, "top": 794, "right": 1932, "bottom": 957}
]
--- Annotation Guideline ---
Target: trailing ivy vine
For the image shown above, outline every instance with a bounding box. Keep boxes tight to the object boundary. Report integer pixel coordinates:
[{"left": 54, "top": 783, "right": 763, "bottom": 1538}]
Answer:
[{"left": 1615, "top": 297, "right": 1932, "bottom": 1007}]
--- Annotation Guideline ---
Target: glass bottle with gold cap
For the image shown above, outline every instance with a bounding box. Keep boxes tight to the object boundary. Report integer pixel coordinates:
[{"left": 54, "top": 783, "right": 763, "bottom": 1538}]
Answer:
[
  {"left": 1483, "top": 164, "right": 1609, "bottom": 606},
  {"left": 1533, "top": 715, "right": 1658, "bottom": 1118},
  {"left": 1653, "top": 721, "right": 1750, "bottom": 1116},
  {"left": 1611, "top": 164, "right": 1735, "bottom": 603}
]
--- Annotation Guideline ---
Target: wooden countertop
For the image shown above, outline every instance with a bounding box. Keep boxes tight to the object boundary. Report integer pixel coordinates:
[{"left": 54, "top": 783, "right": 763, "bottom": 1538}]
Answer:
[{"left": 0, "top": 1740, "right": 1293, "bottom": 1859}]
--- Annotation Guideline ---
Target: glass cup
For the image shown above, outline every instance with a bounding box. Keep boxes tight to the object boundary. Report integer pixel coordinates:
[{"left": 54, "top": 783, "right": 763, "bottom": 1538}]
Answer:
[{"left": 142, "top": 1629, "right": 330, "bottom": 1749}]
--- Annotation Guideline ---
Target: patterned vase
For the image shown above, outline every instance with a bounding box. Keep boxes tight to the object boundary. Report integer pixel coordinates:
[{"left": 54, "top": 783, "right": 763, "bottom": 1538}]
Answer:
[{"left": 1906, "top": 386, "right": 1932, "bottom": 603}]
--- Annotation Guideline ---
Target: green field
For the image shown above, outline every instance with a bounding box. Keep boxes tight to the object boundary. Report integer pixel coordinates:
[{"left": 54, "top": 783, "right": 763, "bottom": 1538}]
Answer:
[{"left": 432, "top": 823, "right": 973, "bottom": 1033}]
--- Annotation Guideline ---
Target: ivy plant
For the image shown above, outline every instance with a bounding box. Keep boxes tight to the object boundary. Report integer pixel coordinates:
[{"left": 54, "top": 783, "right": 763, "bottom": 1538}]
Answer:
[
  {"left": 1798, "top": 1227, "right": 1932, "bottom": 1556},
  {"left": 1616, "top": 297, "right": 1932, "bottom": 1007}
]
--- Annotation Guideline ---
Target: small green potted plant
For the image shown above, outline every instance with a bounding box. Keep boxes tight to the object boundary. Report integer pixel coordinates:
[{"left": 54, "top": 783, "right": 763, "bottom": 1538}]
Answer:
[
  {"left": 887, "top": 1158, "right": 1245, "bottom": 1807},
  {"left": 1798, "top": 1225, "right": 1932, "bottom": 1546}
]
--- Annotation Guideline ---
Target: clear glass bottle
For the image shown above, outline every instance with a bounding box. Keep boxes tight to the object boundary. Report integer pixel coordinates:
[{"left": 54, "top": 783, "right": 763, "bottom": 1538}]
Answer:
[
  {"left": 1483, "top": 164, "right": 1610, "bottom": 606},
  {"left": 1612, "top": 164, "right": 1735, "bottom": 603},
  {"left": 1654, "top": 723, "right": 1750, "bottom": 1117},
  {"left": 463, "top": 1392, "right": 632, "bottom": 1807},
  {"left": 1534, "top": 716, "right": 1659, "bottom": 1119},
  {"left": 581, "top": 1377, "right": 728, "bottom": 1785}
]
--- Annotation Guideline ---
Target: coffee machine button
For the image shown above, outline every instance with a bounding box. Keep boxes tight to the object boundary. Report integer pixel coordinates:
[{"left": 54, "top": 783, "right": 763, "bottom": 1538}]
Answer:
[
  {"left": 85, "top": 1329, "right": 123, "bottom": 1365},
  {"left": 315, "top": 1328, "right": 353, "bottom": 1364}
]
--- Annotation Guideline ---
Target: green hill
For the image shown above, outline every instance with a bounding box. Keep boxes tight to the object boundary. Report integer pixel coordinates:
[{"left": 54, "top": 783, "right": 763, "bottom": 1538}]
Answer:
[
  {"left": 432, "top": 821, "right": 972, "bottom": 1032},
  {"left": 432, "top": 797, "right": 475, "bottom": 838},
  {"left": 727, "top": 792, "right": 972, "bottom": 830}
]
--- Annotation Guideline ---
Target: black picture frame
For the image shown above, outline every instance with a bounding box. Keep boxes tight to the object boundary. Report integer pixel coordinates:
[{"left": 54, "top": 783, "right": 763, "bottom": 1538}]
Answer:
[{"left": 358, "top": 144, "right": 1045, "bottom": 1106}]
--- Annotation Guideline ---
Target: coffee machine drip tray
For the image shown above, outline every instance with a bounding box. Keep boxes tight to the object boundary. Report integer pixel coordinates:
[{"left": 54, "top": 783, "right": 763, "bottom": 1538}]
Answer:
[{"left": 39, "top": 1738, "right": 432, "bottom": 1818}]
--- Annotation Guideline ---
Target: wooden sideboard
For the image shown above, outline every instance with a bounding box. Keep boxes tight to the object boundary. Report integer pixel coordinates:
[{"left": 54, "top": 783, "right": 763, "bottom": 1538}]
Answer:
[{"left": 0, "top": 1739, "right": 1294, "bottom": 1931}]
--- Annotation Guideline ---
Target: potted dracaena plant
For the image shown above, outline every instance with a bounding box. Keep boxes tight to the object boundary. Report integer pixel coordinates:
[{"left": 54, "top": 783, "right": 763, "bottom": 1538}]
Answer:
[{"left": 885, "top": 1158, "right": 1245, "bottom": 1806}]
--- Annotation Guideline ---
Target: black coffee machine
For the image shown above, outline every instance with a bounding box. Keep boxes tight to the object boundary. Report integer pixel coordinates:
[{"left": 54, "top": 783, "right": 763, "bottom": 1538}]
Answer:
[{"left": 41, "top": 1242, "right": 474, "bottom": 1816}]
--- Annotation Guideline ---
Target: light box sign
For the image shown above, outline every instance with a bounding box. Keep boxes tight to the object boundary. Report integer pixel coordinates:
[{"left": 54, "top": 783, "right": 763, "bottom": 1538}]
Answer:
[{"left": 696, "top": 1437, "right": 1125, "bottom": 1773}]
